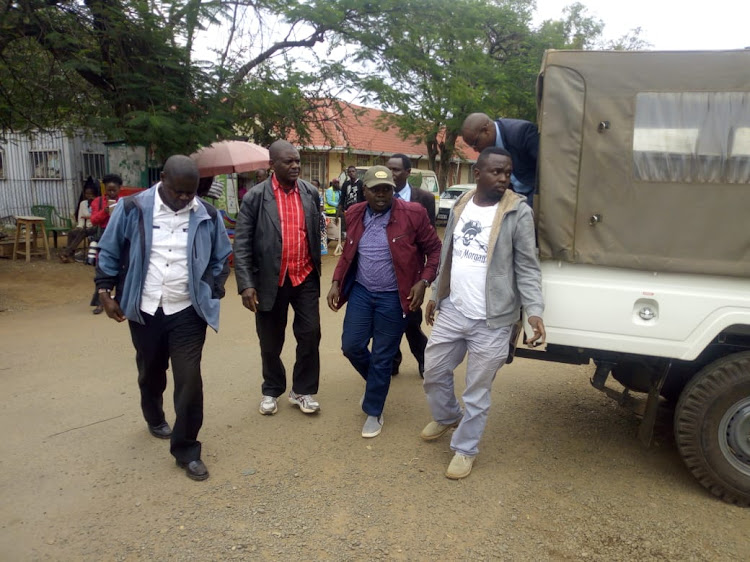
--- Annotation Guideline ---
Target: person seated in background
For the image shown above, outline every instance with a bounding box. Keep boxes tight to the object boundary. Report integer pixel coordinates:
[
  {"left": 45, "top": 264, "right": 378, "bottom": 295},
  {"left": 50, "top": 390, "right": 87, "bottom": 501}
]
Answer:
[
  {"left": 59, "top": 182, "right": 99, "bottom": 263},
  {"left": 90, "top": 174, "right": 123, "bottom": 314}
]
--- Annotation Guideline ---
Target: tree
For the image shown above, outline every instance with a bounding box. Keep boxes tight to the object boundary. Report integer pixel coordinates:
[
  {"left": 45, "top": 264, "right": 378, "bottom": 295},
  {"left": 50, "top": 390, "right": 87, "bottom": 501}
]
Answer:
[
  {"left": 0, "top": 0, "right": 350, "bottom": 158},
  {"left": 315, "top": 0, "right": 646, "bottom": 189},
  {"left": 0, "top": 0, "right": 648, "bottom": 168},
  {"left": 293, "top": 0, "right": 543, "bottom": 189}
]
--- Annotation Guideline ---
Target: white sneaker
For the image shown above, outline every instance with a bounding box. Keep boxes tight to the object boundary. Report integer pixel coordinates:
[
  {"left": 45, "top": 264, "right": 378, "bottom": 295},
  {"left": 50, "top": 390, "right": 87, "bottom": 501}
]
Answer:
[
  {"left": 259, "top": 395, "right": 278, "bottom": 415},
  {"left": 362, "top": 415, "right": 383, "bottom": 438},
  {"left": 445, "top": 453, "right": 475, "bottom": 480},
  {"left": 288, "top": 391, "right": 321, "bottom": 414}
]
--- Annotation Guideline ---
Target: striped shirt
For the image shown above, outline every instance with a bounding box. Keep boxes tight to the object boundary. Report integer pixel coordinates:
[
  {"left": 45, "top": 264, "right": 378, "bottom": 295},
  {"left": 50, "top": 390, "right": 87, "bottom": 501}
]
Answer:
[{"left": 272, "top": 174, "right": 313, "bottom": 286}]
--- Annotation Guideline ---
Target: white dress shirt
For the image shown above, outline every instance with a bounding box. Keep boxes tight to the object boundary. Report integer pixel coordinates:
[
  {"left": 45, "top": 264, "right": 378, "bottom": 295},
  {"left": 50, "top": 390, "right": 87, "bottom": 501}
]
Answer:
[
  {"left": 395, "top": 181, "right": 412, "bottom": 202},
  {"left": 140, "top": 185, "right": 199, "bottom": 316}
]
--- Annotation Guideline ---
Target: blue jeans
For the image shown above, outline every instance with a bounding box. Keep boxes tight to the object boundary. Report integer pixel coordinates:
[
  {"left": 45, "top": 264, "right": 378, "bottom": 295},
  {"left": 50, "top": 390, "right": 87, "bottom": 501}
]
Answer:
[{"left": 342, "top": 283, "right": 407, "bottom": 416}]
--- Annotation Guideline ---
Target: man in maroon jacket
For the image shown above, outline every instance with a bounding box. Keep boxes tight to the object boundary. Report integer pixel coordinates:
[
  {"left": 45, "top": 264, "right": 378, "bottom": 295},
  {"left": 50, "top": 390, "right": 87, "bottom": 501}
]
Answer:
[{"left": 327, "top": 166, "right": 442, "bottom": 438}]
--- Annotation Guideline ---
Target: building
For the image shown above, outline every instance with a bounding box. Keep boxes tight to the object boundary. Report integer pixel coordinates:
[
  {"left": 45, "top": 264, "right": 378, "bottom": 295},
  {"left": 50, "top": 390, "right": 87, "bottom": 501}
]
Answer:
[
  {"left": 291, "top": 102, "right": 477, "bottom": 189},
  {"left": 0, "top": 131, "right": 107, "bottom": 225}
]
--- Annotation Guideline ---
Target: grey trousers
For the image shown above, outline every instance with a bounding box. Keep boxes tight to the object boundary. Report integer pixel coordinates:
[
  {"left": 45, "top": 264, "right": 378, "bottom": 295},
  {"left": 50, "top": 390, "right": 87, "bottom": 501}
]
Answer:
[{"left": 422, "top": 299, "right": 512, "bottom": 457}]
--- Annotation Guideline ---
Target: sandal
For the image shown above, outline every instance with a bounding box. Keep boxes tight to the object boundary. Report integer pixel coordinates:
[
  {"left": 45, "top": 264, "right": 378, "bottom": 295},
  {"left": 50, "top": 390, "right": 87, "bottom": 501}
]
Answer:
[{"left": 93, "top": 305, "right": 104, "bottom": 315}]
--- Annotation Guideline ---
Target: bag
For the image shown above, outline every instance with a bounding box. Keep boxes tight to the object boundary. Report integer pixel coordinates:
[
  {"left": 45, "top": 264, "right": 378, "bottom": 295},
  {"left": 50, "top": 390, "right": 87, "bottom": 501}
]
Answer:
[{"left": 86, "top": 239, "right": 99, "bottom": 266}]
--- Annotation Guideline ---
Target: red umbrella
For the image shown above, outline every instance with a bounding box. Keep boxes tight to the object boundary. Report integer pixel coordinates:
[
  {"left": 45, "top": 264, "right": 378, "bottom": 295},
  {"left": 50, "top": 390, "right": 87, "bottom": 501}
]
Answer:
[{"left": 190, "top": 140, "right": 270, "bottom": 177}]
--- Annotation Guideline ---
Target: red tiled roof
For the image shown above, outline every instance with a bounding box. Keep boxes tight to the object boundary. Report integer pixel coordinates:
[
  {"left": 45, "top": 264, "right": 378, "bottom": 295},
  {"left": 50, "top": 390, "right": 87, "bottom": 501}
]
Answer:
[{"left": 290, "top": 101, "right": 476, "bottom": 162}]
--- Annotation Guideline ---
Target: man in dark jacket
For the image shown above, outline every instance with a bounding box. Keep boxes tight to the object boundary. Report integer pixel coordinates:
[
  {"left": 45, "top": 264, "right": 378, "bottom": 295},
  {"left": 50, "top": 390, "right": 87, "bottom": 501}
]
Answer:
[
  {"left": 234, "top": 140, "right": 323, "bottom": 417},
  {"left": 386, "top": 153, "right": 436, "bottom": 378},
  {"left": 460, "top": 113, "right": 539, "bottom": 207},
  {"left": 327, "top": 166, "right": 441, "bottom": 438}
]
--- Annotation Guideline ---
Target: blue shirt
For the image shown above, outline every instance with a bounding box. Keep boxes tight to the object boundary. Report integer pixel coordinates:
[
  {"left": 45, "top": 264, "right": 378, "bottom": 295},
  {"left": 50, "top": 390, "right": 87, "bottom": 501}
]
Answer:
[{"left": 355, "top": 207, "right": 398, "bottom": 292}]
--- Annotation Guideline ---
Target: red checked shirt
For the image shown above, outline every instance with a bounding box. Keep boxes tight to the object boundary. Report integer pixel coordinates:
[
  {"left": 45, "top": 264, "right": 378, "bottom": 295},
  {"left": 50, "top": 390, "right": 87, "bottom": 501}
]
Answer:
[{"left": 272, "top": 173, "right": 313, "bottom": 286}]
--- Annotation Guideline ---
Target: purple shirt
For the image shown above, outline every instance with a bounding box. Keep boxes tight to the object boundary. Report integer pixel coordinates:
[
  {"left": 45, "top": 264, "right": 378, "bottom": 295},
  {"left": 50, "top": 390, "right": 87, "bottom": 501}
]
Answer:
[{"left": 355, "top": 207, "right": 398, "bottom": 292}]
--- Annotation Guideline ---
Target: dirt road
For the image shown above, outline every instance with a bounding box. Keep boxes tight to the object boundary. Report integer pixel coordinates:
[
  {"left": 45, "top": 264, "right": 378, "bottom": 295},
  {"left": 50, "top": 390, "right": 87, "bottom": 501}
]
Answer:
[{"left": 1, "top": 255, "right": 748, "bottom": 560}]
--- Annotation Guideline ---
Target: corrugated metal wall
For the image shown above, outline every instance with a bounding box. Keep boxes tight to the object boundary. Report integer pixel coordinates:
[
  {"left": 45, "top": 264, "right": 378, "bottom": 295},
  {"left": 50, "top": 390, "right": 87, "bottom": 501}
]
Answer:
[{"left": 0, "top": 131, "right": 106, "bottom": 224}]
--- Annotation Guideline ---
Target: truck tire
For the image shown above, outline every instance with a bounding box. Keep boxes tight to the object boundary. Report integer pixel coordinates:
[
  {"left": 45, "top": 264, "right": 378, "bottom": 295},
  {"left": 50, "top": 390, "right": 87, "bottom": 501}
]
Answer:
[{"left": 675, "top": 351, "right": 750, "bottom": 506}]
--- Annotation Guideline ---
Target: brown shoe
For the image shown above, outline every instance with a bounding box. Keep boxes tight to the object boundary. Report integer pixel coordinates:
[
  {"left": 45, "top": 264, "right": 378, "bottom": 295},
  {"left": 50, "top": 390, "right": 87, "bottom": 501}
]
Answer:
[{"left": 59, "top": 253, "right": 71, "bottom": 263}]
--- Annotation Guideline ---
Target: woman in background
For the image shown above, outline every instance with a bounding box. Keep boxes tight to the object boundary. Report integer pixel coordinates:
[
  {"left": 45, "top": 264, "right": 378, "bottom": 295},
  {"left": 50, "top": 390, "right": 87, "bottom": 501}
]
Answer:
[{"left": 59, "top": 181, "right": 98, "bottom": 263}]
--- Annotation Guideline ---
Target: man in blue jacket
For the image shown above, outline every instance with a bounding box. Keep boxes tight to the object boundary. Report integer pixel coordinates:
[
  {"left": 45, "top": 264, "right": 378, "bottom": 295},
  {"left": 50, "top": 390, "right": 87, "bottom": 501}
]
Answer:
[
  {"left": 461, "top": 112, "right": 539, "bottom": 207},
  {"left": 95, "top": 155, "right": 232, "bottom": 481}
]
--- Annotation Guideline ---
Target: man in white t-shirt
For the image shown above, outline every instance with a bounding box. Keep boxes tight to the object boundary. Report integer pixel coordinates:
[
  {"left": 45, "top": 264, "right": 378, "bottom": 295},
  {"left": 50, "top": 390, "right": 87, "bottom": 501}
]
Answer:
[{"left": 420, "top": 146, "right": 546, "bottom": 480}]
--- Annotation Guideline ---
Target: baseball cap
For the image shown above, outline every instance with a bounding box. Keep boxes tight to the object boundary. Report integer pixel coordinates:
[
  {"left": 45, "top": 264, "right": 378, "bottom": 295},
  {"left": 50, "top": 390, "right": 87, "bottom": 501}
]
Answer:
[{"left": 362, "top": 166, "right": 396, "bottom": 189}]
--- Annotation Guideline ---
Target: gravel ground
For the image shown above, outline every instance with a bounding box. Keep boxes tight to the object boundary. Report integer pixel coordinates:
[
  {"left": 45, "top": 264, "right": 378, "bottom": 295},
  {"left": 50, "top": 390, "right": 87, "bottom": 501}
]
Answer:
[{"left": 1, "top": 254, "right": 748, "bottom": 561}]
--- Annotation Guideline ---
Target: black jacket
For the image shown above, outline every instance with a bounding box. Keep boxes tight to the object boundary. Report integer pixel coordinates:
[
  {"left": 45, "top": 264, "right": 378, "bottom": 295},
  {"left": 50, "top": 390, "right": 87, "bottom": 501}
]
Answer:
[
  {"left": 234, "top": 178, "right": 322, "bottom": 311},
  {"left": 408, "top": 184, "right": 437, "bottom": 227},
  {"left": 496, "top": 118, "right": 539, "bottom": 192}
]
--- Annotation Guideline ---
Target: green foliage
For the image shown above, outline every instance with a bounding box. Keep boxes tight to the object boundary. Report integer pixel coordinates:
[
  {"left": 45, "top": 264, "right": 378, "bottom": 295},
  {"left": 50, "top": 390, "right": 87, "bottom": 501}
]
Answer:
[{"left": 0, "top": 0, "right": 647, "bottom": 168}]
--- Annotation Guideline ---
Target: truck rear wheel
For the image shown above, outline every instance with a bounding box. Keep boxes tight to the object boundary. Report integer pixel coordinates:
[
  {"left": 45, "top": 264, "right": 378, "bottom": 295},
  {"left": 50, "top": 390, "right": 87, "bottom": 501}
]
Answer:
[{"left": 675, "top": 351, "right": 750, "bottom": 506}]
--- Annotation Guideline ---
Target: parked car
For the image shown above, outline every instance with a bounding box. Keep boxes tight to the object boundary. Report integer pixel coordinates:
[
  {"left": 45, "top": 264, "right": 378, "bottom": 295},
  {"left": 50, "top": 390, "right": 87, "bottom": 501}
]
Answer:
[{"left": 436, "top": 184, "right": 474, "bottom": 223}]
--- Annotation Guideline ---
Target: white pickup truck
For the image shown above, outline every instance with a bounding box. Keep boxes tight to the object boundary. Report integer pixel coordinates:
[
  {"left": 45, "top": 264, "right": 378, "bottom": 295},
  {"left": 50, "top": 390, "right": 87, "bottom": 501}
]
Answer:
[{"left": 516, "top": 49, "right": 750, "bottom": 506}]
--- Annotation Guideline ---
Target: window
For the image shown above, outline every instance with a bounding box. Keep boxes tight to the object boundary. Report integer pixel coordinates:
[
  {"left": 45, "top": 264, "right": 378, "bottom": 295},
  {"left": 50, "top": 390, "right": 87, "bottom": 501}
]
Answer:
[
  {"left": 30, "top": 150, "right": 62, "bottom": 179},
  {"left": 301, "top": 153, "right": 326, "bottom": 184},
  {"left": 633, "top": 92, "right": 750, "bottom": 184},
  {"left": 356, "top": 154, "right": 371, "bottom": 167},
  {"left": 0, "top": 149, "right": 4, "bottom": 179},
  {"left": 82, "top": 152, "right": 105, "bottom": 181},
  {"left": 147, "top": 166, "right": 162, "bottom": 187}
]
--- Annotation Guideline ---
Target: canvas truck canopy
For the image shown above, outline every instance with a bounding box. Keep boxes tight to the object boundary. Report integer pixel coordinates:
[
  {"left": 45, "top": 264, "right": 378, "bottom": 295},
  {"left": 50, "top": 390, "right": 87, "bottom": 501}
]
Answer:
[{"left": 536, "top": 49, "right": 750, "bottom": 277}]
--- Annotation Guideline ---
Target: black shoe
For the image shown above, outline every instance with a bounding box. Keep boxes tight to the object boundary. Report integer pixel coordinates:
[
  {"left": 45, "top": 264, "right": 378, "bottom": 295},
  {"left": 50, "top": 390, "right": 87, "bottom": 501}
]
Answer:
[
  {"left": 176, "top": 459, "right": 209, "bottom": 481},
  {"left": 148, "top": 422, "right": 172, "bottom": 439},
  {"left": 418, "top": 362, "right": 425, "bottom": 379}
]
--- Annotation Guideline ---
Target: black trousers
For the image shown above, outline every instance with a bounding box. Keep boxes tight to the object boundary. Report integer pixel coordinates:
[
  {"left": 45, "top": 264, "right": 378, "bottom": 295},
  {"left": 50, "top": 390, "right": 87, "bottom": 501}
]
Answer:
[
  {"left": 255, "top": 273, "right": 321, "bottom": 397},
  {"left": 129, "top": 306, "right": 207, "bottom": 463},
  {"left": 392, "top": 308, "right": 428, "bottom": 373}
]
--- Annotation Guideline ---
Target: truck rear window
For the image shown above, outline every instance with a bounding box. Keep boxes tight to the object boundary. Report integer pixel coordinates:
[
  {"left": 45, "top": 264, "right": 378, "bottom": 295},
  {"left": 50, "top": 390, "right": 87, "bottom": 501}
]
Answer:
[{"left": 633, "top": 92, "right": 750, "bottom": 184}]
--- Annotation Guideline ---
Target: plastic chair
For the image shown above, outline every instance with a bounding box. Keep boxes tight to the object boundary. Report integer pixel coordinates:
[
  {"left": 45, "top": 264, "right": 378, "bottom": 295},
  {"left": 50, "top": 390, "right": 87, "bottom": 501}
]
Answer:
[{"left": 30, "top": 205, "right": 72, "bottom": 248}]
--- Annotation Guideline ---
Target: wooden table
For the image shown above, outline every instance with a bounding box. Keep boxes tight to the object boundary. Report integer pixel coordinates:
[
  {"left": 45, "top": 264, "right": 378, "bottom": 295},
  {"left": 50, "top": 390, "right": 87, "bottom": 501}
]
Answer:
[{"left": 13, "top": 216, "right": 51, "bottom": 262}]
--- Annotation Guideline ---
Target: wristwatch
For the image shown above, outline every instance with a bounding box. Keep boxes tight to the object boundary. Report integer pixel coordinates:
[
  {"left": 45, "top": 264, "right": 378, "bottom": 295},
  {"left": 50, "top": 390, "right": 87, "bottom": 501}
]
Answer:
[
  {"left": 421, "top": 279, "right": 430, "bottom": 287},
  {"left": 98, "top": 288, "right": 112, "bottom": 294}
]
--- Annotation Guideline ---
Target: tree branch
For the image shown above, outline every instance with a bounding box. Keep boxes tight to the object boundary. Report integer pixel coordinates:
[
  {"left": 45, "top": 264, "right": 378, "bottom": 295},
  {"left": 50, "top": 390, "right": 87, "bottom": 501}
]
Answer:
[{"left": 229, "top": 28, "right": 327, "bottom": 88}]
